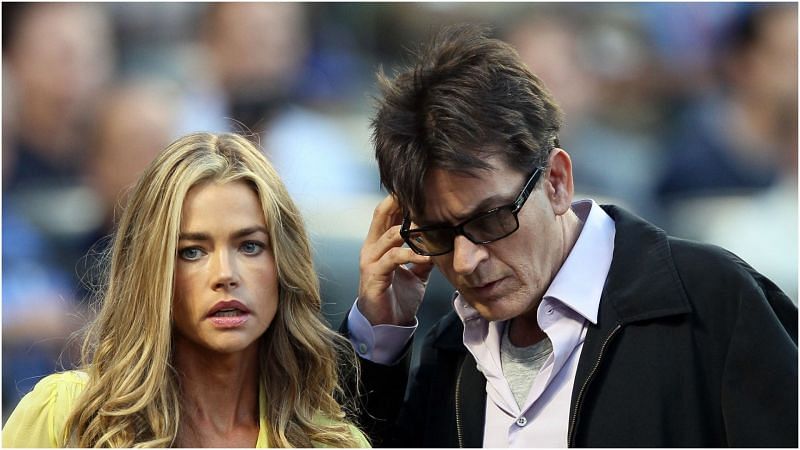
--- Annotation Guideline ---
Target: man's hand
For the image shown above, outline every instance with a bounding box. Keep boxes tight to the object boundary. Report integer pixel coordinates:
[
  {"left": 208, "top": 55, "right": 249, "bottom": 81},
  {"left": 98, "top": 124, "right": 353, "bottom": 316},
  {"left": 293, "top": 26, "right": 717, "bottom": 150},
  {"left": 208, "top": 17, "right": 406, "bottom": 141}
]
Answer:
[{"left": 358, "top": 195, "right": 435, "bottom": 326}]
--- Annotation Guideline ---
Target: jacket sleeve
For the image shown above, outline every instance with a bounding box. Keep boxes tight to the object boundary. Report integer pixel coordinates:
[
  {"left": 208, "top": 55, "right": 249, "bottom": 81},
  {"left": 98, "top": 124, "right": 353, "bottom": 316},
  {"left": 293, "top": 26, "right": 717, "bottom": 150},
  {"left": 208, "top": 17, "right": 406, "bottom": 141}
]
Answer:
[
  {"left": 341, "top": 310, "right": 471, "bottom": 447},
  {"left": 339, "top": 314, "right": 414, "bottom": 447},
  {"left": 720, "top": 272, "right": 798, "bottom": 447}
]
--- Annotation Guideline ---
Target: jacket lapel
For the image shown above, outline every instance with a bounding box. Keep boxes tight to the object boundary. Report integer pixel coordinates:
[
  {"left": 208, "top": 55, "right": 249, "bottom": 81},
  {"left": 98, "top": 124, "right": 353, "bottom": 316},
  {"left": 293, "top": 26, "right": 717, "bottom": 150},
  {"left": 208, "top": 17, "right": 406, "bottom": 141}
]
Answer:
[
  {"left": 569, "top": 205, "right": 692, "bottom": 444},
  {"left": 459, "top": 351, "right": 487, "bottom": 447},
  {"left": 432, "top": 310, "right": 487, "bottom": 447}
]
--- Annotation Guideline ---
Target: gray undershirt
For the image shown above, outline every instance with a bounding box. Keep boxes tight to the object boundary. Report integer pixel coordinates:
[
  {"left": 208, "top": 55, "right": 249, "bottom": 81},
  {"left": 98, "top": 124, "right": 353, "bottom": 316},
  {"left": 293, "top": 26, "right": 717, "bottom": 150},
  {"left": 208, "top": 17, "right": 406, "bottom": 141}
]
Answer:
[{"left": 500, "top": 322, "right": 554, "bottom": 409}]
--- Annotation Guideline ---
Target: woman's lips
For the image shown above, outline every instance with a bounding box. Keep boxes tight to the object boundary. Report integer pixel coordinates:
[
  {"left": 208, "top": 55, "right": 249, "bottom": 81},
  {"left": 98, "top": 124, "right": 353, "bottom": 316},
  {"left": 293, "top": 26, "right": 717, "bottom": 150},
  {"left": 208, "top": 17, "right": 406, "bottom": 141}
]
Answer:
[
  {"left": 209, "top": 312, "right": 249, "bottom": 328},
  {"left": 207, "top": 299, "right": 251, "bottom": 328}
]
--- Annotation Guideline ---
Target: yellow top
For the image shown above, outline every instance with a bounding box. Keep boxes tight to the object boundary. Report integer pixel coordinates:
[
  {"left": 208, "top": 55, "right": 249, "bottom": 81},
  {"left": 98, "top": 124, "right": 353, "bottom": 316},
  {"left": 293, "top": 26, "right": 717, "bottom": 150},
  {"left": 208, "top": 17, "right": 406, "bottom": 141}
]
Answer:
[{"left": 2, "top": 371, "right": 369, "bottom": 448}]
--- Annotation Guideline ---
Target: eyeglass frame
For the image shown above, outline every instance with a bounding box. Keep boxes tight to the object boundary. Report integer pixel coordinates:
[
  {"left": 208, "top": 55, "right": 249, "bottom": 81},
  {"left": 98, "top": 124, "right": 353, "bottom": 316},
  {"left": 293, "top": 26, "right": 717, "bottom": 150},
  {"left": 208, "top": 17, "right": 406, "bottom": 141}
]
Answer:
[{"left": 400, "top": 166, "right": 545, "bottom": 256}]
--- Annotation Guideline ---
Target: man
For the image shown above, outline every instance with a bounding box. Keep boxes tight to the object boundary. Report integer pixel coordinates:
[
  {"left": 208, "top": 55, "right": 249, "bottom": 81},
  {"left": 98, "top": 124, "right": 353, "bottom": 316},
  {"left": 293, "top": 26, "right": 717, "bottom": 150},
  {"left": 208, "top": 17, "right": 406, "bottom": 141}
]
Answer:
[{"left": 344, "top": 24, "right": 797, "bottom": 447}]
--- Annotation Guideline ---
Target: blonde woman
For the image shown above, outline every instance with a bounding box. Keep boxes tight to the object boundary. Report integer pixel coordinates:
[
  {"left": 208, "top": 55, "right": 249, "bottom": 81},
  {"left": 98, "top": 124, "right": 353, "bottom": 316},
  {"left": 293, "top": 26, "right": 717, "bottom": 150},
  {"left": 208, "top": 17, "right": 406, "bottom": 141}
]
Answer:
[{"left": 3, "top": 132, "right": 369, "bottom": 447}]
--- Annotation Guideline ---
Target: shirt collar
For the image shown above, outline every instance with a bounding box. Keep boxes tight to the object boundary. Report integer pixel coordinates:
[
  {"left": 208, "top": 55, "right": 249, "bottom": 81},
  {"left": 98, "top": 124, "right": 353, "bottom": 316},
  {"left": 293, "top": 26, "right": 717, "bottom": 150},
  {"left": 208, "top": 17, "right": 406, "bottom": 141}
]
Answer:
[
  {"left": 453, "top": 199, "right": 615, "bottom": 326},
  {"left": 543, "top": 199, "right": 615, "bottom": 324}
]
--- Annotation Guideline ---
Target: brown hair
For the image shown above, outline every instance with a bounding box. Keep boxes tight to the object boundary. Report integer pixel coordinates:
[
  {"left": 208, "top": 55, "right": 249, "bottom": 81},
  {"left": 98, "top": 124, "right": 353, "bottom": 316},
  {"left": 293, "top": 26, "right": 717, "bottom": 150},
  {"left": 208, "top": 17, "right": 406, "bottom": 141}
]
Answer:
[{"left": 371, "top": 23, "right": 564, "bottom": 215}]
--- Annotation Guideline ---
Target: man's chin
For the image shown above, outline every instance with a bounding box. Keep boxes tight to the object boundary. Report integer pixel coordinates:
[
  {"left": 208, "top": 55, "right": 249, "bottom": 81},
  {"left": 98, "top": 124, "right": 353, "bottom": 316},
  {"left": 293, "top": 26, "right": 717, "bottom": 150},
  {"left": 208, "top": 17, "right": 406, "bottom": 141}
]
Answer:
[{"left": 465, "top": 297, "right": 519, "bottom": 323}]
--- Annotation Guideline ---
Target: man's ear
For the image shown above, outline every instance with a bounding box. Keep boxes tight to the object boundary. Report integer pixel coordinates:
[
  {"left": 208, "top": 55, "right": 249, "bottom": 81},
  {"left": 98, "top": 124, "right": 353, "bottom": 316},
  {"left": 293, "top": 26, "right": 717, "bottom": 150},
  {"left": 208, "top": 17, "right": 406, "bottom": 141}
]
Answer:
[{"left": 545, "top": 148, "right": 574, "bottom": 216}]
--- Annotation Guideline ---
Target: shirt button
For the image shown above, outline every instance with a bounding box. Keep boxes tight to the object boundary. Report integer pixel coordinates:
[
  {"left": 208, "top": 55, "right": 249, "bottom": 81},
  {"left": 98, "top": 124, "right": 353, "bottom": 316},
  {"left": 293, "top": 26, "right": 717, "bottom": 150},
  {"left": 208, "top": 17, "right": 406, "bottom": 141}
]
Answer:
[
  {"left": 357, "top": 343, "right": 368, "bottom": 355},
  {"left": 516, "top": 416, "right": 527, "bottom": 427}
]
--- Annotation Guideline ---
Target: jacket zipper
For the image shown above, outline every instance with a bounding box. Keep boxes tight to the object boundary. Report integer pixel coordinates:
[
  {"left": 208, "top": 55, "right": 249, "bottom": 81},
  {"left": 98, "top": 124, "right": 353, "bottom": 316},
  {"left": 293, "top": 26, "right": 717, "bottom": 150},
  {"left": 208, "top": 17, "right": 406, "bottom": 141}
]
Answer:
[
  {"left": 567, "top": 323, "right": 622, "bottom": 447},
  {"left": 455, "top": 356, "right": 467, "bottom": 448}
]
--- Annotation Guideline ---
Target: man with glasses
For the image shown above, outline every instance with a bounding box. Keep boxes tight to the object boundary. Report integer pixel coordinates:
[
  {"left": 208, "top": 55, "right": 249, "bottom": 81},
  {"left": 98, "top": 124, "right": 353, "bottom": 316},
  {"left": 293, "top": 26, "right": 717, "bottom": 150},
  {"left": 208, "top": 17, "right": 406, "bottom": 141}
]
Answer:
[{"left": 344, "top": 24, "right": 797, "bottom": 447}]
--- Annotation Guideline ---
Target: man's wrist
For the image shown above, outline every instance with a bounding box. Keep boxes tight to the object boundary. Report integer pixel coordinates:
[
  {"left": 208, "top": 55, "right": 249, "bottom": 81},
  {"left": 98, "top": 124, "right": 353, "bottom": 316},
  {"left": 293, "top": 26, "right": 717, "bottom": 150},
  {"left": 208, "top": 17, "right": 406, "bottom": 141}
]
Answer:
[{"left": 348, "top": 300, "right": 417, "bottom": 364}]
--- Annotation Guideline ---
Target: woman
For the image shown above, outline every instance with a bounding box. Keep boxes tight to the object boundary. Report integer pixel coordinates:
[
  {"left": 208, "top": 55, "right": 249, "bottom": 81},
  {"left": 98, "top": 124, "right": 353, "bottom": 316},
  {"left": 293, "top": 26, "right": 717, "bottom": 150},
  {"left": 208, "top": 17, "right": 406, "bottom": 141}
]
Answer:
[{"left": 3, "top": 132, "right": 369, "bottom": 447}]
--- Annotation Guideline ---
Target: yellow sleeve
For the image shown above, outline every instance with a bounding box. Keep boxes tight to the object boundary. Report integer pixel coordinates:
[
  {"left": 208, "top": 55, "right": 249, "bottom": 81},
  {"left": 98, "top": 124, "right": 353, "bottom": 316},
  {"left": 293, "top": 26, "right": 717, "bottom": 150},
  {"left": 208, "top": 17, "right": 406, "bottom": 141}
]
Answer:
[
  {"left": 2, "top": 371, "right": 87, "bottom": 448},
  {"left": 348, "top": 424, "right": 371, "bottom": 448}
]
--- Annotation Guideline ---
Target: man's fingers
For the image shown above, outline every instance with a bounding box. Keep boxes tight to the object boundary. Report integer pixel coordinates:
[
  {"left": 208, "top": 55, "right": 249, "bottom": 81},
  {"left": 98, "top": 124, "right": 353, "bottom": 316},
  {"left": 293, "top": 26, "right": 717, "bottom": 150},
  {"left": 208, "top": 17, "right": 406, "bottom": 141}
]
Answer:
[
  {"left": 360, "top": 223, "right": 407, "bottom": 265},
  {"left": 364, "top": 195, "right": 403, "bottom": 244},
  {"left": 370, "top": 247, "right": 430, "bottom": 280}
]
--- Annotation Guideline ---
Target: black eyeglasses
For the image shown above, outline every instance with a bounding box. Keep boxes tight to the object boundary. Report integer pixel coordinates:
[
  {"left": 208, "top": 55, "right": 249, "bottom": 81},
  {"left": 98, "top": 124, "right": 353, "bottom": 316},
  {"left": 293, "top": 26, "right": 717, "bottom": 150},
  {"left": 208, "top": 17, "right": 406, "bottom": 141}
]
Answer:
[{"left": 400, "top": 167, "right": 544, "bottom": 256}]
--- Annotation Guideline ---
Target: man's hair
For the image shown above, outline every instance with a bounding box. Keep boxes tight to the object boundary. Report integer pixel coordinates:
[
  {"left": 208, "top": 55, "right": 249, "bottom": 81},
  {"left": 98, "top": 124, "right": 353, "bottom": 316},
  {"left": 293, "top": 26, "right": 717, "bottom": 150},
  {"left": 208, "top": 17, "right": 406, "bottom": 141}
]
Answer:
[{"left": 372, "top": 23, "right": 564, "bottom": 215}]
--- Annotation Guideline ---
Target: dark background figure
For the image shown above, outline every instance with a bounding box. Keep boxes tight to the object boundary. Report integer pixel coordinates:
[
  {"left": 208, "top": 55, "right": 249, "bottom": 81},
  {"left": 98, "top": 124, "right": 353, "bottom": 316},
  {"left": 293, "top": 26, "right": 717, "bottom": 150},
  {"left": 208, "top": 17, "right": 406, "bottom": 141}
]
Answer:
[{"left": 657, "top": 4, "right": 797, "bottom": 203}]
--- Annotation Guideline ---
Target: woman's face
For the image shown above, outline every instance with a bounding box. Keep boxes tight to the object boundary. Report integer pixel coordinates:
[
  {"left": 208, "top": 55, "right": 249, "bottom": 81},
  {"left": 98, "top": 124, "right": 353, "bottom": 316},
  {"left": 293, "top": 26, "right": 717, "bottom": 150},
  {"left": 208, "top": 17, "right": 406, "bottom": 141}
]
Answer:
[{"left": 173, "top": 180, "right": 279, "bottom": 356}]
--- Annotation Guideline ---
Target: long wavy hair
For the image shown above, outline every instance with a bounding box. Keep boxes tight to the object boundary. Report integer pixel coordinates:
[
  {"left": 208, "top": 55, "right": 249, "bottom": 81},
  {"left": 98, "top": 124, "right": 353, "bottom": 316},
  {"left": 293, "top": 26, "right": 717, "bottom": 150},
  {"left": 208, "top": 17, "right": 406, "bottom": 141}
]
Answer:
[{"left": 63, "top": 132, "right": 363, "bottom": 447}]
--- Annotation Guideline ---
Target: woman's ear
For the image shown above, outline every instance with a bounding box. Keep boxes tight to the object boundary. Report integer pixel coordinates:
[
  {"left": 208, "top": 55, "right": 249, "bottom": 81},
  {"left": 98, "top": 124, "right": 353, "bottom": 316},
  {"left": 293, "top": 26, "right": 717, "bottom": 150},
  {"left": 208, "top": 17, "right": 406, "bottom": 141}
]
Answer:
[{"left": 545, "top": 148, "right": 574, "bottom": 216}]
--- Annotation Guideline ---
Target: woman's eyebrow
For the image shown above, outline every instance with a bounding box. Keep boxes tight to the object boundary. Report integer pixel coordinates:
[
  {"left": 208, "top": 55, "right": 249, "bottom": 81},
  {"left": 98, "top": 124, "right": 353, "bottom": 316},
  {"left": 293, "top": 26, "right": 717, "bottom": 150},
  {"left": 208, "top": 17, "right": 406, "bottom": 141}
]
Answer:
[
  {"left": 178, "top": 231, "right": 210, "bottom": 241},
  {"left": 179, "top": 226, "right": 268, "bottom": 241},
  {"left": 231, "top": 226, "right": 268, "bottom": 239}
]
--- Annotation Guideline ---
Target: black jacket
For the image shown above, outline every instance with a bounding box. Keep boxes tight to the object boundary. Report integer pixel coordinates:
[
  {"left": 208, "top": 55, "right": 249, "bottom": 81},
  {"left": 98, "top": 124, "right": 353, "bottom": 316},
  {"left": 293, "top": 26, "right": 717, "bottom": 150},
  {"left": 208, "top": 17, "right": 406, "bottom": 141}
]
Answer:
[{"left": 349, "top": 205, "right": 798, "bottom": 447}]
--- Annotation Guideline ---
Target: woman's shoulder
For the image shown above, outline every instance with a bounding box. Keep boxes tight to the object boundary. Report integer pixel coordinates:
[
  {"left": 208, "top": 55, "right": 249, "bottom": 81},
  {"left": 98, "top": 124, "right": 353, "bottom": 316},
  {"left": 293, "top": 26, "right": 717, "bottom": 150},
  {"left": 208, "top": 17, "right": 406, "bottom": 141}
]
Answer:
[
  {"left": 38, "top": 369, "right": 89, "bottom": 387},
  {"left": 310, "top": 415, "right": 371, "bottom": 448},
  {"left": 344, "top": 423, "right": 370, "bottom": 448},
  {"left": 27, "top": 370, "right": 89, "bottom": 407},
  {"left": 2, "top": 370, "right": 88, "bottom": 447}
]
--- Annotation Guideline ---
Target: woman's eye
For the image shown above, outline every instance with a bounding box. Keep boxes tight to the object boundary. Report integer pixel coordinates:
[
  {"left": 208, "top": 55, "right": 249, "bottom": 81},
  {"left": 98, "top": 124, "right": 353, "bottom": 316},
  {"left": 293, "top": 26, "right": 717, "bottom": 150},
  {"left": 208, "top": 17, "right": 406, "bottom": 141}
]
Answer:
[
  {"left": 241, "top": 241, "right": 265, "bottom": 255},
  {"left": 179, "top": 247, "right": 204, "bottom": 261}
]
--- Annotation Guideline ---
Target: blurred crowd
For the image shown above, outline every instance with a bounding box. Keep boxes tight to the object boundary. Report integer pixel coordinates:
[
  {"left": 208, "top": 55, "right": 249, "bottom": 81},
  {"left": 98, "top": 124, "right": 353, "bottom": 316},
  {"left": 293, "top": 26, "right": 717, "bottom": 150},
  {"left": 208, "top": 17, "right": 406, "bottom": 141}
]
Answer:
[{"left": 2, "top": 2, "right": 796, "bottom": 421}]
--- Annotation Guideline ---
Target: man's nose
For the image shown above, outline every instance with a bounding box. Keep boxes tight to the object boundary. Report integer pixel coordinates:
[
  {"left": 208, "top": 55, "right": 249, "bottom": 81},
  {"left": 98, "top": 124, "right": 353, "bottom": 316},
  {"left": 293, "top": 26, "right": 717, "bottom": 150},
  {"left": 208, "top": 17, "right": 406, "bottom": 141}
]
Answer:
[{"left": 452, "top": 235, "right": 488, "bottom": 275}]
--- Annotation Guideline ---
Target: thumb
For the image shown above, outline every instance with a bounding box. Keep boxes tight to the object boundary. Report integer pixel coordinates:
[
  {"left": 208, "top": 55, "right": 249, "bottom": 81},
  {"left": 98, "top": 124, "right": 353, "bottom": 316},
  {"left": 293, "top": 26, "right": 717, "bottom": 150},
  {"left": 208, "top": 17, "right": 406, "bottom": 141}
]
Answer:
[{"left": 408, "top": 260, "right": 435, "bottom": 282}]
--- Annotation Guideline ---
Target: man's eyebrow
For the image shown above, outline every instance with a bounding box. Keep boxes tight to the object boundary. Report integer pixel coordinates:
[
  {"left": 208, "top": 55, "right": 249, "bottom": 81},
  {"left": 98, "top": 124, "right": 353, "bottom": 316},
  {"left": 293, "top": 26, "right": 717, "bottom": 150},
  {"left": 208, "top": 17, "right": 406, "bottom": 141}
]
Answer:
[
  {"left": 416, "top": 193, "right": 511, "bottom": 227},
  {"left": 178, "top": 226, "right": 268, "bottom": 241}
]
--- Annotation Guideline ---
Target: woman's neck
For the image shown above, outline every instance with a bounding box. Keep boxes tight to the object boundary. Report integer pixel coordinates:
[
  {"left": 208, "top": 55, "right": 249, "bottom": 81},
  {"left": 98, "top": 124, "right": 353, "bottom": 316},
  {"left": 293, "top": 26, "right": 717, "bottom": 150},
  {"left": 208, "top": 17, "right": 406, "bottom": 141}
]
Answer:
[{"left": 173, "top": 337, "right": 261, "bottom": 447}]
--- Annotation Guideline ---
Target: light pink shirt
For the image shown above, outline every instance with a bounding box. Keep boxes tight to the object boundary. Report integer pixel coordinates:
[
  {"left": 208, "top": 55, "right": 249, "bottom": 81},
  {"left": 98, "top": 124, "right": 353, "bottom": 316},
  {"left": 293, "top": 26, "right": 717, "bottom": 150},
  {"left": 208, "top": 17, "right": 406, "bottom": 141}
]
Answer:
[{"left": 348, "top": 199, "right": 616, "bottom": 447}]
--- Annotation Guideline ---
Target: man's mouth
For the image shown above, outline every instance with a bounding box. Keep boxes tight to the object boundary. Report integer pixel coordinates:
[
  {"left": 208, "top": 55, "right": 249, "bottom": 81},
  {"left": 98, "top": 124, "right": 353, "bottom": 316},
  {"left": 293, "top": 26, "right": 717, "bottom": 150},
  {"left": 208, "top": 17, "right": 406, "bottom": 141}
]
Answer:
[{"left": 467, "top": 277, "right": 507, "bottom": 296}]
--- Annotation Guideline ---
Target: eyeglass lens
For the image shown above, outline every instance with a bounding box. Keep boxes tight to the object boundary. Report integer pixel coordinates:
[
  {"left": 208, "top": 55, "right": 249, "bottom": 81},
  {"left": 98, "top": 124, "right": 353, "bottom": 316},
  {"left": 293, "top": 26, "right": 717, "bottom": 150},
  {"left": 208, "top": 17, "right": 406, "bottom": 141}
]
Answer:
[{"left": 407, "top": 205, "right": 519, "bottom": 255}]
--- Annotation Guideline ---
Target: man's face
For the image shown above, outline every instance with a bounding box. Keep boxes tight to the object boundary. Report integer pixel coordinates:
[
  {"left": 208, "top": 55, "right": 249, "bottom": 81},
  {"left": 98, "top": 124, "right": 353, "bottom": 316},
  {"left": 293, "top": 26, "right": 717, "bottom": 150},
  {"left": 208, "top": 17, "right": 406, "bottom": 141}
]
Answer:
[{"left": 418, "top": 155, "right": 570, "bottom": 322}]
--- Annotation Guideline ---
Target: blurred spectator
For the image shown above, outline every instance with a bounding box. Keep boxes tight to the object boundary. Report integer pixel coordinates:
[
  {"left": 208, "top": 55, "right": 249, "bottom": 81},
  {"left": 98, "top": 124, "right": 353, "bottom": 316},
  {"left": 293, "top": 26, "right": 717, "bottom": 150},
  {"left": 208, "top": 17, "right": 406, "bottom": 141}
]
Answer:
[
  {"left": 177, "top": 2, "right": 377, "bottom": 210},
  {"left": 656, "top": 4, "right": 798, "bottom": 301},
  {"left": 657, "top": 3, "right": 797, "bottom": 203},
  {"left": 3, "top": 4, "right": 115, "bottom": 421},
  {"left": 504, "top": 6, "right": 667, "bottom": 223},
  {"left": 3, "top": 3, "right": 114, "bottom": 192},
  {"left": 205, "top": 2, "right": 310, "bottom": 131},
  {"left": 635, "top": 3, "right": 743, "bottom": 99},
  {"left": 3, "top": 2, "right": 116, "bottom": 275},
  {"left": 2, "top": 205, "right": 85, "bottom": 422},
  {"left": 73, "top": 78, "right": 183, "bottom": 291},
  {"left": 87, "top": 78, "right": 180, "bottom": 231}
]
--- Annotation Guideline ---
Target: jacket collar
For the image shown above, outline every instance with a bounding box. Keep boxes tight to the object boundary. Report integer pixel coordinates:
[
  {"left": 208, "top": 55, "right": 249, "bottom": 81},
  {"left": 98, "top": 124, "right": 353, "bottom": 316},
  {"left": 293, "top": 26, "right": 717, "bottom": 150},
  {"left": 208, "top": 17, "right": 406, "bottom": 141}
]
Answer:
[
  {"left": 432, "top": 292, "right": 466, "bottom": 351},
  {"left": 599, "top": 204, "right": 691, "bottom": 324}
]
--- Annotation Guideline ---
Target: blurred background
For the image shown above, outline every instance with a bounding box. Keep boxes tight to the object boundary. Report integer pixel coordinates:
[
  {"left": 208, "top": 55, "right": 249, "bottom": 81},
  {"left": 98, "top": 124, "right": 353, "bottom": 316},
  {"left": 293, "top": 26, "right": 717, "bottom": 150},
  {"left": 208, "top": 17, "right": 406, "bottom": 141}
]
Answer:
[{"left": 2, "top": 2, "right": 797, "bottom": 422}]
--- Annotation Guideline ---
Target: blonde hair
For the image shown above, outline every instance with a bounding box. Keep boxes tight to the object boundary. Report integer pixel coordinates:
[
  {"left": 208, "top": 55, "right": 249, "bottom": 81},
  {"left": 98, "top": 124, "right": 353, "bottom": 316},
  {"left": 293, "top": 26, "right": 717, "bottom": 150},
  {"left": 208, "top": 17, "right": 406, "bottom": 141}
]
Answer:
[{"left": 64, "top": 132, "right": 363, "bottom": 447}]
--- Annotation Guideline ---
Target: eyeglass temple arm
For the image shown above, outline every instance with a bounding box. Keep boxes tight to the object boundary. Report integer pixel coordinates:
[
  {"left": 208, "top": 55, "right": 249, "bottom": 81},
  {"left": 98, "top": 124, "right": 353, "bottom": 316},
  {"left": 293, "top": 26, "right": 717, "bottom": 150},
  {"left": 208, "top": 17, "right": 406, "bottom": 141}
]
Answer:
[{"left": 514, "top": 167, "right": 543, "bottom": 210}]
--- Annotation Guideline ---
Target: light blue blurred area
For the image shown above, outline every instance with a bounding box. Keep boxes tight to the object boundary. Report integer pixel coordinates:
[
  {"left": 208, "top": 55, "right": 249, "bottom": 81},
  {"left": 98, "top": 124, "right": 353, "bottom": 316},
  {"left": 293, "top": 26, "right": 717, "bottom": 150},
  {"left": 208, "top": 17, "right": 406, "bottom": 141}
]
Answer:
[{"left": 2, "top": 2, "right": 796, "bottom": 423}]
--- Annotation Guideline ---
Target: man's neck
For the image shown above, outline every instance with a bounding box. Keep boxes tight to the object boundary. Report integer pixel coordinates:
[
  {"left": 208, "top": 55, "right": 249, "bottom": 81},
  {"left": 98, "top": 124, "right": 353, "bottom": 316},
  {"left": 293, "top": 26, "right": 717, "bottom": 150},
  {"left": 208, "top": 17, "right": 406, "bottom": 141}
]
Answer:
[
  {"left": 510, "top": 207, "right": 584, "bottom": 347},
  {"left": 508, "top": 315, "right": 547, "bottom": 347}
]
